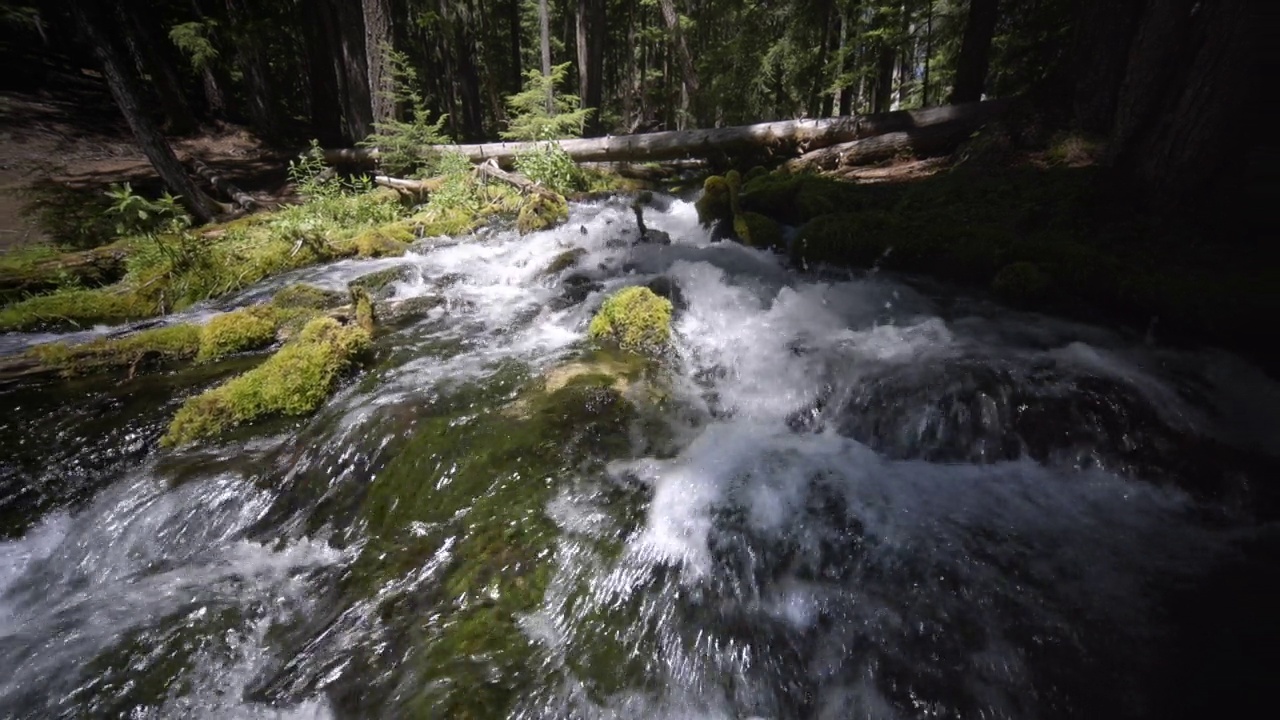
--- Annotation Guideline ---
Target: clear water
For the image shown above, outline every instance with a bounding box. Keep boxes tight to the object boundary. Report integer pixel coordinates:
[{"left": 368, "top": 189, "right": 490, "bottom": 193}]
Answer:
[{"left": 1, "top": 196, "right": 1277, "bottom": 719}]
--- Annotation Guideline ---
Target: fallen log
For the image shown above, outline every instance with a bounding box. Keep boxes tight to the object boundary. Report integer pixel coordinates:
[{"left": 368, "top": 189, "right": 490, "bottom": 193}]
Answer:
[
  {"left": 323, "top": 100, "right": 1010, "bottom": 167},
  {"left": 0, "top": 242, "right": 130, "bottom": 302},
  {"left": 475, "top": 158, "right": 560, "bottom": 198},
  {"left": 782, "top": 110, "right": 1005, "bottom": 172},
  {"left": 191, "top": 159, "right": 258, "bottom": 211},
  {"left": 372, "top": 175, "right": 443, "bottom": 193}
]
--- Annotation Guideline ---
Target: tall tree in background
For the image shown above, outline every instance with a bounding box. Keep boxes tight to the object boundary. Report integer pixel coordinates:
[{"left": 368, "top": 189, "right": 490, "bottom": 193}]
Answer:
[
  {"left": 575, "top": 0, "right": 605, "bottom": 135},
  {"left": 222, "top": 0, "right": 280, "bottom": 139},
  {"left": 362, "top": 0, "right": 396, "bottom": 127},
  {"left": 950, "top": 0, "right": 999, "bottom": 103},
  {"left": 116, "top": 3, "right": 197, "bottom": 134},
  {"left": 68, "top": 1, "right": 216, "bottom": 223},
  {"left": 538, "top": 0, "right": 553, "bottom": 112},
  {"left": 658, "top": 0, "right": 698, "bottom": 128}
]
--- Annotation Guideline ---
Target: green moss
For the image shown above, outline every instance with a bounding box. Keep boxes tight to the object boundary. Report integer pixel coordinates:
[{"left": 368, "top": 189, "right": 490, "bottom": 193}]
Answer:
[
  {"left": 270, "top": 283, "right": 346, "bottom": 310},
  {"left": 541, "top": 247, "right": 587, "bottom": 276},
  {"left": 351, "top": 286, "right": 375, "bottom": 333},
  {"left": 414, "top": 206, "right": 486, "bottom": 237},
  {"left": 0, "top": 287, "right": 159, "bottom": 332},
  {"left": 695, "top": 175, "right": 733, "bottom": 227},
  {"left": 732, "top": 211, "right": 784, "bottom": 249},
  {"left": 345, "top": 222, "right": 413, "bottom": 258},
  {"left": 30, "top": 323, "right": 202, "bottom": 376},
  {"left": 347, "top": 266, "right": 413, "bottom": 297},
  {"left": 588, "top": 286, "right": 673, "bottom": 356},
  {"left": 516, "top": 192, "right": 569, "bottom": 234},
  {"left": 162, "top": 317, "right": 371, "bottom": 446},
  {"left": 196, "top": 306, "right": 279, "bottom": 363}
]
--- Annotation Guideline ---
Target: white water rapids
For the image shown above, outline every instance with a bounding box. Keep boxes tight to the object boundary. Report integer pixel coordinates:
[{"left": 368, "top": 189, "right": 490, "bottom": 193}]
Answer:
[{"left": 1, "top": 196, "right": 1277, "bottom": 718}]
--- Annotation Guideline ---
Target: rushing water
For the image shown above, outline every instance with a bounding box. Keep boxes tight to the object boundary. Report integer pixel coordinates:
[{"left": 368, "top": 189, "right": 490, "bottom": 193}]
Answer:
[{"left": 1, "top": 196, "right": 1278, "bottom": 719}]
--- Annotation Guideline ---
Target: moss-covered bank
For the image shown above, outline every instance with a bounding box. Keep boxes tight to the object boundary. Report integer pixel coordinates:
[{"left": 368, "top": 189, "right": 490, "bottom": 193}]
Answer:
[{"left": 700, "top": 164, "right": 1280, "bottom": 357}]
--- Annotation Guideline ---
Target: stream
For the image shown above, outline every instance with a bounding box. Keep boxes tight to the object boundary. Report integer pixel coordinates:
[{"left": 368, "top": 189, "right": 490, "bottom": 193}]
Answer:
[{"left": 1, "top": 196, "right": 1278, "bottom": 719}]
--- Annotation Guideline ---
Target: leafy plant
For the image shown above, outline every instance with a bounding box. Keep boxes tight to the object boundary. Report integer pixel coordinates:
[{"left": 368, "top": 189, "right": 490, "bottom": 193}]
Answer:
[
  {"left": 168, "top": 20, "right": 219, "bottom": 69},
  {"left": 359, "top": 48, "right": 452, "bottom": 177},
  {"left": 501, "top": 63, "right": 593, "bottom": 142},
  {"left": 104, "top": 183, "right": 191, "bottom": 236},
  {"left": 514, "top": 143, "right": 583, "bottom": 195}
]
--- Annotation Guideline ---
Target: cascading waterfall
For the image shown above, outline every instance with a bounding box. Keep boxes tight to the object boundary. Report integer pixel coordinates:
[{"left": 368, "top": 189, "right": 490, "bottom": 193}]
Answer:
[{"left": 1, "top": 196, "right": 1277, "bottom": 719}]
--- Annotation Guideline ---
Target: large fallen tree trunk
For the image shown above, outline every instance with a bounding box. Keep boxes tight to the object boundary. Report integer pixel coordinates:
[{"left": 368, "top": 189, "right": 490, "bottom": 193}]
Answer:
[
  {"left": 323, "top": 100, "right": 1010, "bottom": 167},
  {"left": 191, "top": 159, "right": 259, "bottom": 211},
  {"left": 0, "top": 243, "right": 130, "bottom": 302},
  {"left": 782, "top": 106, "right": 1006, "bottom": 172}
]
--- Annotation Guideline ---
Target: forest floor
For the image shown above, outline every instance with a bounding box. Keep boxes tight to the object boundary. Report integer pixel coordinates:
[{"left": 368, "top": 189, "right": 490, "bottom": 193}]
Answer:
[{"left": 0, "top": 89, "right": 291, "bottom": 251}]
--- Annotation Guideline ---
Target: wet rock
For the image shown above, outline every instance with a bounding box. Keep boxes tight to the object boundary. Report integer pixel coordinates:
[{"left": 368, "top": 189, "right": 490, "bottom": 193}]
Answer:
[
  {"left": 348, "top": 265, "right": 417, "bottom": 299},
  {"left": 645, "top": 276, "right": 685, "bottom": 310}
]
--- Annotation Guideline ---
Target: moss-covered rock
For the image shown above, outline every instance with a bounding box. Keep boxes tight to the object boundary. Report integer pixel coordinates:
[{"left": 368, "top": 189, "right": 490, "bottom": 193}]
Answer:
[
  {"left": 695, "top": 175, "right": 734, "bottom": 227},
  {"left": 270, "top": 283, "right": 346, "bottom": 310},
  {"left": 540, "top": 247, "right": 587, "bottom": 277},
  {"left": 347, "top": 266, "right": 415, "bottom": 297},
  {"left": 30, "top": 323, "right": 202, "bottom": 376},
  {"left": 345, "top": 221, "right": 414, "bottom": 258},
  {"left": 732, "top": 211, "right": 784, "bottom": 249},
  {"left": 162, "top": 316, "right": 371, "bottom": 446},
  {"left": 0, "top": 288, "right": 159, "bottom": 332},
  {"left": 588, "top": 286, "right": 673, "bottom": 356},
  {"left": 196, "top": 306, "right": 279, "bottom": 363},
  {"left": 516, "top": 192, "right": 569, "bottom": 235},
  {"left": 791, "top": 212, "right": 907, "bottom": 268},
  {"left": 351, "top": 287, "right": 376, "bottom": 333}
]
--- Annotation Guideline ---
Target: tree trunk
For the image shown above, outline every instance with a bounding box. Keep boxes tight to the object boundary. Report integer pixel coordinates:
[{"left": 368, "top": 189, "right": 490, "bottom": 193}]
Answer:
[
  {"left": 223, "top": 0, "right": 280, "bottom": 140},
  {"left": 539, "top": 0, "right": 553, "bottom": 112},
  {"left": 70, "top": 2, "right": 216, "bottom": 223},
  {"left": 1110, "top": 0, "right": 1261, "bottom": 207},
  {"left": 950, "top": 0, "right": 1000, "bottom": 104},
  {"left": 115, "top": 3, "right": 197, "bottom": 134},
  {"left": 923, "top": 2, "right": 933, "bottom": 107},
  {"left": 576, "top": 0, "right": 606, "bottom": 135},
  {"left": 326, "top": 100, "right": 1010, "bottom": 168},
  {"left": 508, "top": 0, "right": 522, "bottom": 94},
  {"left": 873, "top": 44, "right": 895, "bottom": 113},
  {"left": 1070, "top": 0, "right": 1144, "bottom": 134},
  {"left": 362, "top": 0, "right": 395, "bottom": 128},
  {"left": 658, "top": 0, "right": 699, "bottom": 128},
  {"left": 303, "top": 0, "right": 345, "bottom": 145}
]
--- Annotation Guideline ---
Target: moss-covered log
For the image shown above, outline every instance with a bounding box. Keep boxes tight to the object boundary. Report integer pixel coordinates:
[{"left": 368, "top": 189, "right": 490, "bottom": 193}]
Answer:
[{"left": 0, "top": 243, "right": 130, "bottom": 303}]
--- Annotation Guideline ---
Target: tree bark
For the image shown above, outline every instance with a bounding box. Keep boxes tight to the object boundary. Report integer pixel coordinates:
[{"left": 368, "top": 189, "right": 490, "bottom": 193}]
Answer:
[
  {"left": 539, "top": 0, "right": 553, "bottom": 112},
  {"left": 1070, "top": 0, "right": 1144, "bottom": 134},
  {"left": 576, "top": 0, "right": 606, "bottom": 134},
  {"left": 508, "top": 0, "right": 522, "bottom": 94},
  {"left": 1111, "top": 0, "right": 1261, "bottom": 206},
  {"left": 658, "top": 0, "right": 699, "bottom": 128},
  {"left": 873, "top": 44, "right": 895, "bottom": 113},
  {"left": 325, "top": 100, "right": 1010, "bottom": 167},
  {"left": 950, "top": 0, "right": 1000, "bottom": 104},
  {"left": 362, "top": 0, "right": 396, "bottom": 128},
  {"left": 70, "top": 1, "right": 216, "bottom": 223}
]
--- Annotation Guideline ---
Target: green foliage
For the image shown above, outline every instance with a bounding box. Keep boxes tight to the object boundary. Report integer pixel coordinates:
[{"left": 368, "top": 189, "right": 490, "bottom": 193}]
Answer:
[
  {"left": 163, "top": 316, "right": 371, "bottom": 446},
  {"left": 514, "top": 143, "right": 584, "bottom": 195},
  {"left": 104, "top": 183, "right": 191, "bottom": 237},
  {"left": 588, "top": 286, "right": 673, "bottom": 356},
  {"left": 359, "top": 49, "right": 452, "bottom": 176},
  {"left": 501, "top": 63, "right": 592, "bottom": 141},
  {"left": 168, "top": 21, "right": 219, "bottom": 69}
]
